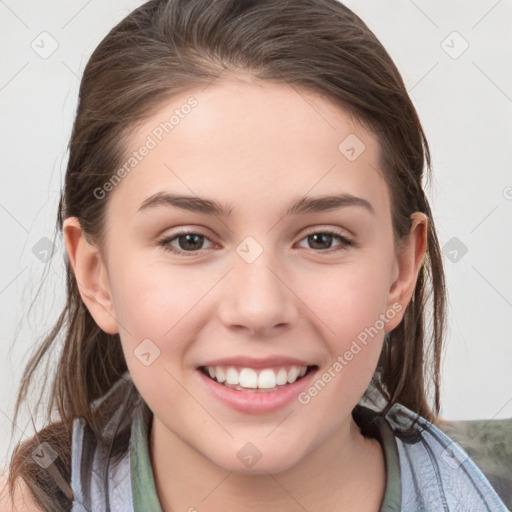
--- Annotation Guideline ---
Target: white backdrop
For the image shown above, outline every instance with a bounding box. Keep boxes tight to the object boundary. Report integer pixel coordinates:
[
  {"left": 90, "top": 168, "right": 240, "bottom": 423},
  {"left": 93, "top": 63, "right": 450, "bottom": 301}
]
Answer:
[{"left": 1, "top": 0, "right": 511, "bottom": 469}]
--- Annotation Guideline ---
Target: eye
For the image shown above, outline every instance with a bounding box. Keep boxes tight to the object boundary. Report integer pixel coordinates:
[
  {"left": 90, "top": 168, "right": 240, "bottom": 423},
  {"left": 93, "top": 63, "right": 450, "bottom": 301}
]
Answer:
[
  {"left": 157, "top": 230, "right": 216, "bottom": 257},
  {"left": 156, "top": 228, "right": 355, "bottom": 257},
  {"left": 296, "top": 229, "right": 354, "bottom": 254}
]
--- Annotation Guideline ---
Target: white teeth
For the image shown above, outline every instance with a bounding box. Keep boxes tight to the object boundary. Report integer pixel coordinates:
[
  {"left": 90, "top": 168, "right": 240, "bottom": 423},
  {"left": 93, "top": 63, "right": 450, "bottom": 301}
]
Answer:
[
  {"left": 216, "top": 367, "right": 226, "bottom": 383},
  {"left": 257, "top": 369, "right": 276, "bottom": 389},
  {"left": 205, "top": 365, "right": 310, "bottom": 389},
  {"left": 225, "top": 367, "right": 240, "bottom": 385},
  {"left": 240, "top": 368, "right": 258, "bottom": 388},
  {"left": 287, "top": 367, "right": 299, "bottom": 383},
  {"left": 276, "top": 368, "right": 288, "bottom": 385}
]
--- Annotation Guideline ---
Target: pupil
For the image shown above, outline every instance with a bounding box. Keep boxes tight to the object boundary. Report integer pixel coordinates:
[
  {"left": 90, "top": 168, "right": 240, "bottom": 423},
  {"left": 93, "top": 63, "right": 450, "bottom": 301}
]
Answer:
[
  {"left": 180, "top": 234, "right": 203, "bottom": 250},
  {"left": 178, "top": 234, "right": 333, "bottom": 251},
  {"left": 309, "top": 233, "right": 332, "bottom": 249}
]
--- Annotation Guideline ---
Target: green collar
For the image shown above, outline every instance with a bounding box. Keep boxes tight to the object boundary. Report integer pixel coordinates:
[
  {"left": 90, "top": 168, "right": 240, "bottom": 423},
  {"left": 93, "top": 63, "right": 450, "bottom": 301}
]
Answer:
[
  {"left": 129, "top": 403, "right": 401, "bottom": 511},
  {"left": 352, "top": 404, "right": 402, "bottom": 511},
  {"left": 130, "top": 403, "right": 163, "bottom": 512},
  {"left": 375, "top": 414, "right": 402, "bottom": 511}
]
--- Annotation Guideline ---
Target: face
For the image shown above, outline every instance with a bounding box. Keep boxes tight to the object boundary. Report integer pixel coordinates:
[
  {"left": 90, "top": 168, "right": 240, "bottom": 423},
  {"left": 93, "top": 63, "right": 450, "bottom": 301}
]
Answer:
[{"left": 65, "top": 76, "right": 426, "bottom": 475}]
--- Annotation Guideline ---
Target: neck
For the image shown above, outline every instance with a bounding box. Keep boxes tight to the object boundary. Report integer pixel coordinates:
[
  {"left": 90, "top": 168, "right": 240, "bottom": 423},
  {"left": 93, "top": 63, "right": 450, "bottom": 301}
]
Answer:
[{"left": 149, "top": 412, "right": 386, "bottom": 512}]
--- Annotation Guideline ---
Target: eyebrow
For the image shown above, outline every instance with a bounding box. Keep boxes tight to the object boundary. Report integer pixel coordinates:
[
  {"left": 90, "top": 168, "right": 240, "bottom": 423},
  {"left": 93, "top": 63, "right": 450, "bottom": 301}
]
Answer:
[{"left": 137, "top": 191, "right": 375, "bottom": 217}]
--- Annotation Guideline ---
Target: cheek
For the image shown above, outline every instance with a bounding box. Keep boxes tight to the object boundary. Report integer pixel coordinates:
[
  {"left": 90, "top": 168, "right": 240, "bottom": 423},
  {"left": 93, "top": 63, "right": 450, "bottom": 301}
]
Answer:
[
  {"left": 297, "top": 265, "right": 390, "bottom": 415},
  {"left": 107, "top": 254, "right": 202, "bottom": 401},
  {"left": 306, "top": 258, "right": 392, "bottom": 342},
  {"left": 109, "top": 252, "right": 207, "bottom": 339},
  {"left": 296, "top": 254, "right": 394, "bottom": 403}
]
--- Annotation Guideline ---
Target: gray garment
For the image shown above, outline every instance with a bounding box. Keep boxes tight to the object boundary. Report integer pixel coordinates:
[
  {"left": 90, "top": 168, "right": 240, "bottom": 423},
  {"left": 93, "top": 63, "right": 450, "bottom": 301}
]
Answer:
[
  {"left": 70, "top": 416, "right": 133, "bottom": 512},
  {"left": 70, "top": 373, "right": 137, "bottom": 512},
  {"left": 377, "top": 404, "right": 509, "bottom": 511},
  {"left": 69, "top": 373, "right": 508, "bottom": 511}
]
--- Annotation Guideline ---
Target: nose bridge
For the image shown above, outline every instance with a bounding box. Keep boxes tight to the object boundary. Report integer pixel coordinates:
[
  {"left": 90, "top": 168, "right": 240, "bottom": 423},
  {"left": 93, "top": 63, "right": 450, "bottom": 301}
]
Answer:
[{"left": 218, "top": 235, "right": 298, "bottom": 334}]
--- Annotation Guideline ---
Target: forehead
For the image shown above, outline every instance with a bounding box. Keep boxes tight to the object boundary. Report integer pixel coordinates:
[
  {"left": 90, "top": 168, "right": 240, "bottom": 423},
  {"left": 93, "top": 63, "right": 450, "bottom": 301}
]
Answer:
[{"left": 107, "top": 77, "right": 389, "bottom": 221}]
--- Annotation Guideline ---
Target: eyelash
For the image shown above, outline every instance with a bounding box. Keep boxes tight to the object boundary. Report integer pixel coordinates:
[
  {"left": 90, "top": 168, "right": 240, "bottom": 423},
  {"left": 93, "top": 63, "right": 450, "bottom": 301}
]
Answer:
[{"left": 156, "top": 228, "right": 355, "bottom": 257}]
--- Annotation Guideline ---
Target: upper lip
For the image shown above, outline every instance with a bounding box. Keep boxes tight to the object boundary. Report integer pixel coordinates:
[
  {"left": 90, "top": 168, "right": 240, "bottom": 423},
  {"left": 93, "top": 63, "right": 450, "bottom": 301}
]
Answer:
[{"left": 199, "top": 356, "right": 317, "bottom": 369}]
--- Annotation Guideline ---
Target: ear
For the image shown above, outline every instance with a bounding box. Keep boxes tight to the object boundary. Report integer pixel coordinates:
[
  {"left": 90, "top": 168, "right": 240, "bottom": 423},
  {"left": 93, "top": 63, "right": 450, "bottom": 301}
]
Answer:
[
  {"left": 62, "top": 217, "right": 119, "bottom": 335},
  {"left": 384, "top": 212, "right": 428, "bottom": 333}
]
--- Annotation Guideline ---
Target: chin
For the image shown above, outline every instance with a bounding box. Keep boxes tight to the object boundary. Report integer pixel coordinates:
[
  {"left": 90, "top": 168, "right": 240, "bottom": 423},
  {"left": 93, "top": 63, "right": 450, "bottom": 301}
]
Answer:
[{"left": 207, "top": 444, "right": 303, "bottom": 476}]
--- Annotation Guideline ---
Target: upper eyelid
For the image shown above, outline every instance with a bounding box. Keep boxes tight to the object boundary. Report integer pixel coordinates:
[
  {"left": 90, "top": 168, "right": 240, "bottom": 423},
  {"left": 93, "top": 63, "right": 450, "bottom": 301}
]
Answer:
[
  {"left": 158, "top": 227, "right": 354, "bottom": 252},
  {"left": 159, "top": 226, "right": 353, "bottom": 243}
]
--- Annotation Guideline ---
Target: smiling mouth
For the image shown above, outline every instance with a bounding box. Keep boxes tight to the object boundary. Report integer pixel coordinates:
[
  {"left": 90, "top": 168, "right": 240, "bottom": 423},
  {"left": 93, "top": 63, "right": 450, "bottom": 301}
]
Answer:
[{"left": 198, "top": 365, "right": 318, "bottom": 393}]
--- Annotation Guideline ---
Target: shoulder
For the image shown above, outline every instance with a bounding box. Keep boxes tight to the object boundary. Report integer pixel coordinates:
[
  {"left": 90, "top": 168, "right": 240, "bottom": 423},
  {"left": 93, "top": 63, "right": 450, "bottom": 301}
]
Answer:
[
  {"left": 0, "top": 419, "right": 75, "bottom": 512},
  {"left": 383, "top": 403, "right": 509, "bottom": 511},
  {"left": 0, "top": 472, "right": 43, "bottom": 512}
]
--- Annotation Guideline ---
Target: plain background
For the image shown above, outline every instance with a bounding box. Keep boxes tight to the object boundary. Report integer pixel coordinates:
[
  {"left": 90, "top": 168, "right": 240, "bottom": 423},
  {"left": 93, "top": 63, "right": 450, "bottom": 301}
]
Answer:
[{"left": 1, "top": 0, "right": 511, "bottom": 469}]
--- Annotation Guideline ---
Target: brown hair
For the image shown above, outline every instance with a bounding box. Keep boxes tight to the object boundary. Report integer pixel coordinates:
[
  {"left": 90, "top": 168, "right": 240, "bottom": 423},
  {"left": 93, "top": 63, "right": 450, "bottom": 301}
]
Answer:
[{"left": 5, "top": 0, "right": 446, "bottom": 510}]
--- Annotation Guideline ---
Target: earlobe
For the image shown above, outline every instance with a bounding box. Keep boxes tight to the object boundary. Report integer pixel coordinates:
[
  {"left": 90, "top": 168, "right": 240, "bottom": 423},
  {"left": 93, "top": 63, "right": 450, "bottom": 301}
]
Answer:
[
  {"left": 62, "top": 217, "right": 119, "bottom": 335},
  {"left": 385, "top": 212, "right": 428, "bottom": 332}
]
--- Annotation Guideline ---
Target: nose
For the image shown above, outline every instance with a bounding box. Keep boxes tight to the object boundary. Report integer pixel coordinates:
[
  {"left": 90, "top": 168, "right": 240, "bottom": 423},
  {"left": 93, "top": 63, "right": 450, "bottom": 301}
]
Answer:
[{"left": 217, "top": 249, "right": 300, "bottom": 337}]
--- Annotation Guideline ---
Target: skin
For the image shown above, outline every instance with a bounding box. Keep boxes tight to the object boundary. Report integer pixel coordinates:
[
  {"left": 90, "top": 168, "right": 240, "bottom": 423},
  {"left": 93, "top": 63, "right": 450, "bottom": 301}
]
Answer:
[
  {"left": 0, "top": 473, "right": 41, "bottom": 512},
  {"left": 63, "top": 75, "right": 427, "bottom": 512}
]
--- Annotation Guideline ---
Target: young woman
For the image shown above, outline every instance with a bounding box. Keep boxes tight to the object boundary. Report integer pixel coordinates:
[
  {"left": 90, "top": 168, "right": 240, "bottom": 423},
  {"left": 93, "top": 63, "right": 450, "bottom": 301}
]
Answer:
[{"left": 2, "top": 0, "right": 508, "bottom": 510}]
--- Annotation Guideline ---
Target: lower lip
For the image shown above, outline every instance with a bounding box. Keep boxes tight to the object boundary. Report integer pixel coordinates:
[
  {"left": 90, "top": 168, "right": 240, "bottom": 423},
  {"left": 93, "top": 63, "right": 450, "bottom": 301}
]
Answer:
[{"left": 196, "top": 367, "right": 318, "bottom": 414}]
